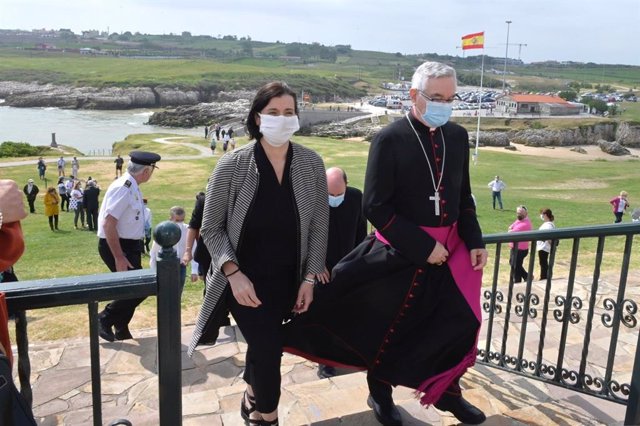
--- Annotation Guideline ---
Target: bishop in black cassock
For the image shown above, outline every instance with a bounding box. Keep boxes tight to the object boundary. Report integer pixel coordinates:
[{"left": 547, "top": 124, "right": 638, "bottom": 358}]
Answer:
[{"left": 284, "top": 62, "right": 488, "bottom": 425}]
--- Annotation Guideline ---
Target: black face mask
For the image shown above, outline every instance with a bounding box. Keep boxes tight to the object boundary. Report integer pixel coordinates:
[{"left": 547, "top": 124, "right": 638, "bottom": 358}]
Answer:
[{"left": 516, "top": 215, "right": 525, "bottom": 220}]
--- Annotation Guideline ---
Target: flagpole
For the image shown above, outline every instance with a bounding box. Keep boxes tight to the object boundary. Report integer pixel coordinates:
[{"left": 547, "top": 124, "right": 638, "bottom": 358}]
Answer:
[{"left": 473, "top": 50, "right": 485, "bottom": 165}]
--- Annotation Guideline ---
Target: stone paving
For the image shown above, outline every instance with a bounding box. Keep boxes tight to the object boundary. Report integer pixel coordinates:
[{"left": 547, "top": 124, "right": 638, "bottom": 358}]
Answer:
[
  {"left": 21, "top": 322, "right": 627, "bottom": 426},
  {"left": 17, "top": 272, "right": 639, "bottom": 425}
]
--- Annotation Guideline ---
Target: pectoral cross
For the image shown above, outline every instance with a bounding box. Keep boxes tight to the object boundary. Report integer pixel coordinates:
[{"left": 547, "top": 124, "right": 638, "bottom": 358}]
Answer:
[{"left": 429, "top": 191, "right": 441, "bottom": 216}]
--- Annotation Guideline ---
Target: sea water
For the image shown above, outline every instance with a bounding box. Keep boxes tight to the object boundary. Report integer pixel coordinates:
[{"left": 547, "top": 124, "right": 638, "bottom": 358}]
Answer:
[{"left": 0, "top": 105, "right": 202, "bottom": 154}]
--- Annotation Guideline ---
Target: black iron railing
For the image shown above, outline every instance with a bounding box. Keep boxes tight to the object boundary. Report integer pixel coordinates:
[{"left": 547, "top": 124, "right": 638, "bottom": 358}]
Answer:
[
  {"left": 479, "top": 222, "right": 640, "bottom": 424},
  {"left": 2, "top": 221, "right": 183, "bottom": 426}
]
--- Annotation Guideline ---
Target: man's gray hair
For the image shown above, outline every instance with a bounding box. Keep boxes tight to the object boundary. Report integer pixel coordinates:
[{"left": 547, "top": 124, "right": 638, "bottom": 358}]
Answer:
[
  {"left": 127, "top": 161, "right": 151, "bottom": 176},
  {"left": 170, "top": 206, "right": 185, "bottom": 218},
  {"left": 411, "top": 61, "right": 457, "bottom": 91}
]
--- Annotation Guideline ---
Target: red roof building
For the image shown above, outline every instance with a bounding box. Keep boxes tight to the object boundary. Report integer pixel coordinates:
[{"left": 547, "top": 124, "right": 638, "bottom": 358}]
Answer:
[{"left": 497, "top": 94, "right": 582, "bottom": 116}]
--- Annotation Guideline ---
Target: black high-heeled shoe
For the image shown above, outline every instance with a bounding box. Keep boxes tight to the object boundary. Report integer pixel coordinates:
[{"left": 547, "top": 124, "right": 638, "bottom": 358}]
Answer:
[{"left": 241, "top": 391, "right": 256, "bottom": 421}]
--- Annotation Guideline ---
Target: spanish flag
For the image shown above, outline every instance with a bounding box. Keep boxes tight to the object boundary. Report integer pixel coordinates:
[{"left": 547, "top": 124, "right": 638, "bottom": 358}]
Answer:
[{"left": 461, "top": 32, "right": 484, "bottom": 50}]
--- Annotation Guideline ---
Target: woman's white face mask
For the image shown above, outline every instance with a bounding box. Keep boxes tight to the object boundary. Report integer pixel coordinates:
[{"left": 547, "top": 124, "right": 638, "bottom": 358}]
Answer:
[{"left": 259, "top": 114, "right": 300, "bottom": 147}]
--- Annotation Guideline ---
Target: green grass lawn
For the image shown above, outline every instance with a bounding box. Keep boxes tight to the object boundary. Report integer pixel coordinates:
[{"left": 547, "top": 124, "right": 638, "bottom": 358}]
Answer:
[{"left": 1, "top": 134, "right": 639, "bottom": 341}]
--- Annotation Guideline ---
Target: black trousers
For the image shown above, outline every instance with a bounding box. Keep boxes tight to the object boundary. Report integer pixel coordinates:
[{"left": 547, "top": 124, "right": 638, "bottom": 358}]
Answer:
[
  {"left": 86, "top": 207, "right": 99, "bottom": 231},
  {"left": 27, "top": 198, "right": 36, "bottom": 213},
  {"left": 98, "top": 238, "right": 144, "bottom": 329},
  {"left": 60, "top": 194, "right": 69, "bottom": 211},
  {"left": 510, "top": 248, "right": 529, "bottom": 283},
  {"left": 47, "top": 215, "right": 59, "bottom": 230},
  {"left": 229, "top": 268, "right": 296, "bottom": 413},
  {"left": 538, "top": 250, "right": 549, "bottom": 280}
]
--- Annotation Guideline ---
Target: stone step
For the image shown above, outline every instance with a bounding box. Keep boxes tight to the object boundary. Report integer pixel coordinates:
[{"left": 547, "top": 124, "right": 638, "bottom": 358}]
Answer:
[{"left": 23, "top": 324, "right": 627, "bottom": 425}]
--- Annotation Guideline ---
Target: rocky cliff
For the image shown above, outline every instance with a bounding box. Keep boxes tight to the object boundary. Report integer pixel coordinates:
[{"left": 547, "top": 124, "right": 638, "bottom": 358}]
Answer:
[
  {"left": 468, "top": 122, "right": 640, "bottom": 149},
  {"left": 0, "top": 81, "right": 253, "bottom": 110},
  {"left": 146, "top": 100, "right": 250, "bottom": 127}
]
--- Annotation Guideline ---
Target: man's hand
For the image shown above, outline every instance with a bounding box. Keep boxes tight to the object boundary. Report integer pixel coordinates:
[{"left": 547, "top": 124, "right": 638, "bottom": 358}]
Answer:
[
  {"left": 182, "top": 250, "right": 193, "bottom": 265},
  {"left": 427, "top": 241, "right": 449, "bottom": 265},
  {"left": 114, "top": 254, "right": 134, "bottom": 272},
  {"left": 0, "top": 180, "right": 28, "bottom": 223},
  {"left": 470, "top": 248, "right": 488, "bottom": 271},
  {"left": 316, "top": 267, "right": 331, "bottom": 284}
]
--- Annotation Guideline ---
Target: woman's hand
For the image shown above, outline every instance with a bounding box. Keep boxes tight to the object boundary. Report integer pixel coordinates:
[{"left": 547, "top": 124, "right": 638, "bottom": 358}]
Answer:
[
  {"left": 292, "top": 281, "right": 314, "bottom": 314},
  {"left": 228, "top": 271, "right": 262, "bottom": 308}
]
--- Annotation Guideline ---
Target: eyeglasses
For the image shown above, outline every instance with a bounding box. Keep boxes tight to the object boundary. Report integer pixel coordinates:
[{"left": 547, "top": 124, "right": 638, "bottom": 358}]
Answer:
[{"left": 418, "top": 91, "right": 459, "bottom": 104}]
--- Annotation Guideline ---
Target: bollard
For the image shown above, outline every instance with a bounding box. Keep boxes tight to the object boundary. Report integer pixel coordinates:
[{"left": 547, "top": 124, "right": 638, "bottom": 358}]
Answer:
[{"left": 154, "top": 221, "right": 182, "bottom": 426}]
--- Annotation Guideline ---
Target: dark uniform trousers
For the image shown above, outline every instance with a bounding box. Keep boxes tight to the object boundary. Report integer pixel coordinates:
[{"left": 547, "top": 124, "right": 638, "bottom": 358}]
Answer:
[{"left": 98, "top": 238, "right": 145, "bottom": 329}]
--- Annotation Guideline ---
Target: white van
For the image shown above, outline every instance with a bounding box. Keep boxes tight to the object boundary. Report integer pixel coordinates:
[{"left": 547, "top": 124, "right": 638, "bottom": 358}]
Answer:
[{"left": 386, "top": 99, "right": 403, "bottom": 109}]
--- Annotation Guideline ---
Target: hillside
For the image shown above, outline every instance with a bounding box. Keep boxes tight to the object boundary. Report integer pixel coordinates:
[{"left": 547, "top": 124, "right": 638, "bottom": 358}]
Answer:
[{"left": 1, "top": 29, "right": 638, "bottom": 101}]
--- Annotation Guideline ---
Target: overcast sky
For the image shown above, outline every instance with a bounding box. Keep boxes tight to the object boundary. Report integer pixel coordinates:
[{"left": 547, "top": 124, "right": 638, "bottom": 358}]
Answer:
[{"left": 1, "top": 0, "right": 639, "bottom": 65}]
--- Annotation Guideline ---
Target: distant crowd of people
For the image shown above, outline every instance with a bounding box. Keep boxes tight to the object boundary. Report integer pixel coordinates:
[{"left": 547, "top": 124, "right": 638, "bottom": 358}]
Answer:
[
  {"left": 489, "top": 175, "right": 633, "bottom": 285},
  {"left": 206, "top": 123, "right": 236, "bottom": 155}
]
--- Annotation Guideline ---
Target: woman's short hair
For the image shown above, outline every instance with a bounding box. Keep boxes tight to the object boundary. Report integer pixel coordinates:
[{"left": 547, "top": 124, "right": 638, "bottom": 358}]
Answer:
[
  {"left": 621, "top": 190, "right": 628, "bottom": 197},
  {"left": 246, "top": 82, "right": 298, "bottom": 141}
]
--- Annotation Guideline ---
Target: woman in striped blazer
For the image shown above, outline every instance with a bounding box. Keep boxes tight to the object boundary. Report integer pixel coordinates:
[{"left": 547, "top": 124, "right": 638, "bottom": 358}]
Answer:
[{"left": 189, "top": 82, "right": 329, "bottom": 426}]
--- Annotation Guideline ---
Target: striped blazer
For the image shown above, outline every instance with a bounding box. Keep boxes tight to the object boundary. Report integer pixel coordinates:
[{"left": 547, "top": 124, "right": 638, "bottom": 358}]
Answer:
[{"left": 188, "top": 140, "right": 329, "bottom": 355}]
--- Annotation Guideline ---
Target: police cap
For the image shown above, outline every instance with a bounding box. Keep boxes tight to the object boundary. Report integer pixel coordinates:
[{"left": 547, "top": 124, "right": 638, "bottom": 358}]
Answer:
[{"left": 129, "top": 151, "right": 161, "bottom": 168}]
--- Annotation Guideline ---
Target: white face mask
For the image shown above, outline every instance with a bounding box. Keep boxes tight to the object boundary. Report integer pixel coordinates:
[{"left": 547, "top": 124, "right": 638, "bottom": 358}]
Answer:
[{"left": 259, "top": 114, "right": 300, "bottom": 147}]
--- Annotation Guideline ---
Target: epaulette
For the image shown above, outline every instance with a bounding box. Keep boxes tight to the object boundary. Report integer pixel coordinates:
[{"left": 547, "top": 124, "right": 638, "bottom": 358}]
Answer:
[{"left": 124, "top": 180, "right": 132, "bottom": 188}]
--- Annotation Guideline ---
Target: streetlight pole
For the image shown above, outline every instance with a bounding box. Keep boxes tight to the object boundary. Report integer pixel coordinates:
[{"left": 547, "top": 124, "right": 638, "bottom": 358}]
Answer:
[{"left": 502, "top": 20, "right": 512, "bottom": 92}]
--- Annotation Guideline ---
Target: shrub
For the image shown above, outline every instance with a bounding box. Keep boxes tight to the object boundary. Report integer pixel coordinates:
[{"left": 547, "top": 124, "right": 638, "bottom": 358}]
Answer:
[{"left": 0, "top": 141, "right": 46, "bottom": 158}]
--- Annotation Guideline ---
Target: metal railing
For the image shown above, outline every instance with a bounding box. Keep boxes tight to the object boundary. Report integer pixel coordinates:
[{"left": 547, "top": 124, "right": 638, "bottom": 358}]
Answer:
[
  {"left": 3, "top": 221, "right": 182, "bottom": 426},
  {"left": 479, "top": 222, "right": 640, "bottom": 424},
  {"left": 4, "top": 221, "right": 639, "bottom": 424}
]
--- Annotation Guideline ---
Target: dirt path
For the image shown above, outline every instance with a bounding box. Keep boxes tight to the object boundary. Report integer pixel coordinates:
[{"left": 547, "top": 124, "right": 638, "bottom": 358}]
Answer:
[
  {"left": 480, "top": 144, "right": 640, "bottom": 161},
  {"left": 0, "top": 136, "right": 213, "bottom": 169}
]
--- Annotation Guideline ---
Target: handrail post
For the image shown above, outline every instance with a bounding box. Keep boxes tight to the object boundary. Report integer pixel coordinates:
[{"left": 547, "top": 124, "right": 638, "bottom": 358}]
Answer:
[
  {"left": 154, "top": 221, "right": 182, "bottom": 426},
  {"left": 625, "top": 326, "right": 640, "bottom": 424},
  {"left": 88, "top": 301, "right": 102, "bottom": 426}
]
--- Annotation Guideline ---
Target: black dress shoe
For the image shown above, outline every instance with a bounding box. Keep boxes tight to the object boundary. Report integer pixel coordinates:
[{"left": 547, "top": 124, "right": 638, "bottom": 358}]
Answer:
[
  {"left": 317, "top": 364, "right": 336, "bottom": 379},
  {"left": 434, "top": 393, "right": 486, "bottom": 424},
  {"left": 114, "top": 326, "right": 134, "bottom": 341},
  {"left": 98, "top": 316, "right": 115, "bottom": 342},
  {"left": 367, "top": 394, "right": 402, "bottom": 426}
]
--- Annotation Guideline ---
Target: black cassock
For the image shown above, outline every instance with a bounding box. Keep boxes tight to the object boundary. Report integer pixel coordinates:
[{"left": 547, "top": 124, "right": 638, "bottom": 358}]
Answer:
[{"left": 284, "top": 114, "right": 484, "bottom": 405}]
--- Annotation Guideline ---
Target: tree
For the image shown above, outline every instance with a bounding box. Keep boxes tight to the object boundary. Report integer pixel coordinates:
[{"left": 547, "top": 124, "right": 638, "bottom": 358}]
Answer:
[
  {"left": 182, "top": 31, "right": 192, "bottom": 37},
  {"left": 241, "top": 40, "right": 253, "bottom": 57},
  {"left": 558, "top": 90, "right": 578, "bottom": 101},
  {"left": 584, "top": 98, "right": 608, "bottom": 114}
]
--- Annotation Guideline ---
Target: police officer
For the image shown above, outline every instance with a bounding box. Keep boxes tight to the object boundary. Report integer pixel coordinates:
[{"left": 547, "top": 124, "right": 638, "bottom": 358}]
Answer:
[{"left": 97, "top": 150, "right": 161, "bottom": 342}]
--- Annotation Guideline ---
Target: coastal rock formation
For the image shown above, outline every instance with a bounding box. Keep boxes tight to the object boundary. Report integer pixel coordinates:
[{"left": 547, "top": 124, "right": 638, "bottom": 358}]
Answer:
[
  {"left": 509, "top": 124, "right": 618, "bottom": 147},
  {"left": 469, "top": 131, "right": 510, "bottom": 147},
  {"left": 615, "top": 122, "right": 640, "bottom": 147},
  {"left": 0, "top": 81, "right": 253, "bottom": 110},
  {"left": 597, "top": 139, "right": 631, "bottom": 156},
  {"left": 146, "top": 100, "right": 250, "bottom": 127}
]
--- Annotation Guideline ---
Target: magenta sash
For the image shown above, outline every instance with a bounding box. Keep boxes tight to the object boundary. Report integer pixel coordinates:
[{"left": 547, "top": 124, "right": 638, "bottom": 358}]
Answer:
[{"left": 374, "top": 223, "right": 482, "bottom": 405}]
